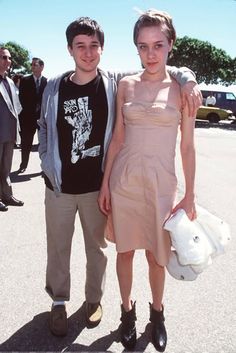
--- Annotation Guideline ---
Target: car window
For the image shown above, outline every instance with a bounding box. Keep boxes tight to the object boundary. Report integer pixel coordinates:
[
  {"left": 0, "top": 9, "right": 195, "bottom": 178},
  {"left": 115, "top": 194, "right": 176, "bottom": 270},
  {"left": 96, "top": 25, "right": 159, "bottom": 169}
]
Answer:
[
  {"left": 216, "top": 93, "right": 223, "bottom": 100},
  {"left": 226, "top": 92, "right": 236, "bottom": 101}
]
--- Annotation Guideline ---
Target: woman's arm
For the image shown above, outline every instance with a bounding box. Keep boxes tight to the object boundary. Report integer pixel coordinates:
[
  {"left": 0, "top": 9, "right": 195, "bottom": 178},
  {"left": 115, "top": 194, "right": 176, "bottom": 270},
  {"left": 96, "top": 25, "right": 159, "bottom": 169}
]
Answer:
[
  {"left": 98, "top": 79, "right": 127, "bottom": 215},
  {"left": 172, "top": 107, "right": 197, "bottom": 220}
]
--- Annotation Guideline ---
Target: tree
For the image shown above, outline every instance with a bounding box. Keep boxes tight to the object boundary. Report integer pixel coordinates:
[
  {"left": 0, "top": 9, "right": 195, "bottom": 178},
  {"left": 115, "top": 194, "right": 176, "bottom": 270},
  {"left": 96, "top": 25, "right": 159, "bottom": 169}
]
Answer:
[
  {"left": 168, "top": 36, "right": 236, "bottom": 85},
  {"left": 0, "top": 41, "right": 31, "bottom": 75}
]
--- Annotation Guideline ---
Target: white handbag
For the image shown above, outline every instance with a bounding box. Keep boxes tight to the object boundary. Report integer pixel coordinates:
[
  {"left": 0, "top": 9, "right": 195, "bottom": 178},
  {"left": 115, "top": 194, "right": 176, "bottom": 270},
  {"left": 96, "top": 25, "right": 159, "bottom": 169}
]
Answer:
[
  {"left": 166, "top": 250, "right": 199, "bottom": 281},
  {"left": 164, "top": 206, "right": 231, "bottom": 280},
  {"left": 194, "top": 205, "right": 231, "bottom": 257}
]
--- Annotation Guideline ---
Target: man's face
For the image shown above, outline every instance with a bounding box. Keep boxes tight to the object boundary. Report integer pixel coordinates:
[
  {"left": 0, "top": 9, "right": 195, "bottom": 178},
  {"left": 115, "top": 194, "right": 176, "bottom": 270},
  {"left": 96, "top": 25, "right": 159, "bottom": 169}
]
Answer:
[
  {"left": 68, "top": 34, "right": 103, "bottom": 74},
  {"left": 31, "top": 59, "right": 44, "bottom": 76},
  {"left": 0, "top": 49, "right": 12, "bottom": 75}
]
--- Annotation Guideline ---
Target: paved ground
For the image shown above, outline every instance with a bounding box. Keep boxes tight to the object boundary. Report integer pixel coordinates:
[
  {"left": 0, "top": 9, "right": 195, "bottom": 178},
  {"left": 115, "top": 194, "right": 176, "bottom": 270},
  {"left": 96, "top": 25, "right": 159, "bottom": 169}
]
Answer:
[{"left": 0, "top": 127, "right": 236, "bottom": 353}]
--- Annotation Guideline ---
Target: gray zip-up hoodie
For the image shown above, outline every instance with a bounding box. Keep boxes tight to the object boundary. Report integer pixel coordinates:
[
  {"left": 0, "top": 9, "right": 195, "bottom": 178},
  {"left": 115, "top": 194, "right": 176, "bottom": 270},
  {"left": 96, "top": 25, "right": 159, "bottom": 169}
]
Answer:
[
  {"left": 38, "top": 68, "right": 124, "bottom": 193},
  {"left": 38, "top": 67, "right": 195, "bottom": 194}
]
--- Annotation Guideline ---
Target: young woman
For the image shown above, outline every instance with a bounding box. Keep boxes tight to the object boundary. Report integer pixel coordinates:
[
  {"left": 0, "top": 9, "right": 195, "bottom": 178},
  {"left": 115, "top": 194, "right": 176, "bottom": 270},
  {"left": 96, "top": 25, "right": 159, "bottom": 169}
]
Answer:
[{"left": 98, "top": 9, "right": 196, "bottom": 352}]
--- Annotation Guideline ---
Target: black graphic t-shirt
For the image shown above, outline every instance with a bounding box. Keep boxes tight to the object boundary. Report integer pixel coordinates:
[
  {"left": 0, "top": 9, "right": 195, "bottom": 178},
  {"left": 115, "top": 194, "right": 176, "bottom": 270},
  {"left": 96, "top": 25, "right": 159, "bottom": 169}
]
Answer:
[{"left": 56, "top": 72, "right": 108, "bottom": 194}]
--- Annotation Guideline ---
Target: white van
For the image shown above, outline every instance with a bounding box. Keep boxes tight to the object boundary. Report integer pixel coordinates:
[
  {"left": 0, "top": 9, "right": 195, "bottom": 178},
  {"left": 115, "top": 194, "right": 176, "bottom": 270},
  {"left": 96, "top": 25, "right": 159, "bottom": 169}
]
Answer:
[{"left": 199, "top": 84, "right": 236, "bottom": 116}]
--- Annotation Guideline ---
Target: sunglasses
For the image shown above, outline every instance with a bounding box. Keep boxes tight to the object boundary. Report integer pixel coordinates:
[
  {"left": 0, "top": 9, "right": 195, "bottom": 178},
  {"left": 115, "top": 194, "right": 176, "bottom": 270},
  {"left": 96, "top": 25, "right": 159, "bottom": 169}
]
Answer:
[{"left": 0, "top": 55, "right": 12, "bottom": 60}]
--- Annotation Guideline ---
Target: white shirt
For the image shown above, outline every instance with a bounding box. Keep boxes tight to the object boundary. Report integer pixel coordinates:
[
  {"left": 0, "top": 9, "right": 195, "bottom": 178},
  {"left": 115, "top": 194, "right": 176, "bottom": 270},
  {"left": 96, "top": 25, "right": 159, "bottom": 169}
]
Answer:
[
  {"left": 206, "top": 95, "right": 216, "bottom": 106},
  {"left": 33, "top": 75, "right": 41, "bottom": 86}
]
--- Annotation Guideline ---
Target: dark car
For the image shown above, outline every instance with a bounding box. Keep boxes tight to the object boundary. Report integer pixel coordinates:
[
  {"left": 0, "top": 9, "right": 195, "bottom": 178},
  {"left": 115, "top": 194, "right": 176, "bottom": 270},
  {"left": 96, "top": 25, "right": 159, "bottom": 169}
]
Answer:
[{"left": 200, "top": 86, "right": 236, "bottom": 116}]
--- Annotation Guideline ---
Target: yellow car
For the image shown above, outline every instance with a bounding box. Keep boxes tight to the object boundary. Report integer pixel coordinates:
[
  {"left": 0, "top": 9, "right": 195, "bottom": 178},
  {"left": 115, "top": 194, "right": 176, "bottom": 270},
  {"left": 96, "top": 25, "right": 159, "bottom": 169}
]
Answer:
[{"left": 196, "top": 106, "right": 233, "bottom": 123}]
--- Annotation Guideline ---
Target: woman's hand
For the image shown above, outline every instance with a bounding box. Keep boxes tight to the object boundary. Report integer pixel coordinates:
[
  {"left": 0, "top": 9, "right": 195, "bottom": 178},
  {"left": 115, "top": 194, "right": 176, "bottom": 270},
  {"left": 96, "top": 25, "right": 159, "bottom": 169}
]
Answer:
[
  {"left": 181, "top": 82, "right": 203, "bottom": 117},
  {"left": 172, "top": 195, "right": 197, "bottom": 221},
  {"left": 98, "top": 184, "right": 111, "bottom": 216}
]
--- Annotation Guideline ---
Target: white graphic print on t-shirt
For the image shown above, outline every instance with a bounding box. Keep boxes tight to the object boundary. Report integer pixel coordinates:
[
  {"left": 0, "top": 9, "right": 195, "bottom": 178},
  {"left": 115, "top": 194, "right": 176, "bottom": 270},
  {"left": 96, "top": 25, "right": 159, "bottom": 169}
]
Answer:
[{"left": 64, "top": 96, "right": 101, "bottom": 164}]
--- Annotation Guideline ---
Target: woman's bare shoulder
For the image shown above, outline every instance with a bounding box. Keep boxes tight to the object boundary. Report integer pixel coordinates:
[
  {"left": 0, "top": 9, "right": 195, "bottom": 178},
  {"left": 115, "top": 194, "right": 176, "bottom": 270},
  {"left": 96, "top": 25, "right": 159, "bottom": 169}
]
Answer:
[{"left": 119, "top": 73, "right": 142, "bottom": 85}]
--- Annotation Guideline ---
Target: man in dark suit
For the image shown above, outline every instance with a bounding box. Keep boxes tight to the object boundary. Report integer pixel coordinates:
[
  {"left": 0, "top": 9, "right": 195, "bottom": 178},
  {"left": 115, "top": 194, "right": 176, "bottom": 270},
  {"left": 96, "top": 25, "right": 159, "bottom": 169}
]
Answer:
[
  {"left": 0, "top": 47, "right": 24, "bottom": 211},
  {"left": 18, "top": 57, "right": 47, "bottom": 173}
]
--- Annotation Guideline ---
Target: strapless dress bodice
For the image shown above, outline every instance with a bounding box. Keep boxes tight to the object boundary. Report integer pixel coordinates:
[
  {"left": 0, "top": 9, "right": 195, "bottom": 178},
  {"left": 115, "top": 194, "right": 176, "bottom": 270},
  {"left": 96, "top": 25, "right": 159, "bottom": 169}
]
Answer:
[{"left": 123, "top": 101, "right": 181, "bottom": 127}]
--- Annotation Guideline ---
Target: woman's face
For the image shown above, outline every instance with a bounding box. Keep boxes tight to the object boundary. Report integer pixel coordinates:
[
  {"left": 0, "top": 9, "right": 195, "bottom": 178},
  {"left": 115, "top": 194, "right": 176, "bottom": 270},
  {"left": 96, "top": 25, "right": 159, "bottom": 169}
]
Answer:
[{"left": 136, "top": 25, "right": 173, "bottom": 75}]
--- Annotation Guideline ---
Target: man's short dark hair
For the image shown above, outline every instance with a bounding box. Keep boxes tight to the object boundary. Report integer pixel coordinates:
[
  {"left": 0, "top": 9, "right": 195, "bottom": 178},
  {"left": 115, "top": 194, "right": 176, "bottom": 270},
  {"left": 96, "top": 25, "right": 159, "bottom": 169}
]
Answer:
[
  {"left": 32, "top": 57, "right": 44, "bottom": 66},
  {"left": 66, "top": 17, "right": 104, "bottom": 48}
]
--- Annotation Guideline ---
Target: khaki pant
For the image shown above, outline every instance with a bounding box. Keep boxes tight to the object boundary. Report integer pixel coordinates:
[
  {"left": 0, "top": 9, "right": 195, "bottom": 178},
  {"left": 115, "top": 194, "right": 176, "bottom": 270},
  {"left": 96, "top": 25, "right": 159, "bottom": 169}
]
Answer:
[{"left": 45, "top": 187, "right": 107, "bottom": 303}]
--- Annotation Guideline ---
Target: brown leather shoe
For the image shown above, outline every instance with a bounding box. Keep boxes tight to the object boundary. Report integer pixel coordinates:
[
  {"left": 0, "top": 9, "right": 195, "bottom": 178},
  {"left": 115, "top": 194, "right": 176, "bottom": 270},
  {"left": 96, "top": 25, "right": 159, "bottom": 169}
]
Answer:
[
  {"left": 49, "top": 305, "right": 68, "bottom": 336},
  {"left": 85, "top": 302, "right": 103, "bottom": 328}
]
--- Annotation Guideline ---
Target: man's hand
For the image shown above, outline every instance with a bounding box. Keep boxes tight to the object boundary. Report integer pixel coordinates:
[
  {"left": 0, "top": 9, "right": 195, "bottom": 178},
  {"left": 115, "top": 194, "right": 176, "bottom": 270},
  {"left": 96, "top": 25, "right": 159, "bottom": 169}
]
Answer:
[{"left": 181, "top": 82, "right": 203, "bottom": 117}]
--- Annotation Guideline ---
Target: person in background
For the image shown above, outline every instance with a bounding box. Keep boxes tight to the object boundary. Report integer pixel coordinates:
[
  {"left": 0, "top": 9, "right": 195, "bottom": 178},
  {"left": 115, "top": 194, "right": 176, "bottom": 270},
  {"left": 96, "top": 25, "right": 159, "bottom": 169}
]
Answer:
[
  {"left": 205, "top": 91, "right": 216, "bottom": 107},
  {"left": 0, "top": 47, "right": 23, "bottom": 211},
  {"left": 38, "top": 16, "right": 201, "bottom": 337},
  {"left": 98, "top": 9, "right": 196, "bottom": 352},
  {"left": 18, "top": 58, "right": 47, "bottom": 173}
]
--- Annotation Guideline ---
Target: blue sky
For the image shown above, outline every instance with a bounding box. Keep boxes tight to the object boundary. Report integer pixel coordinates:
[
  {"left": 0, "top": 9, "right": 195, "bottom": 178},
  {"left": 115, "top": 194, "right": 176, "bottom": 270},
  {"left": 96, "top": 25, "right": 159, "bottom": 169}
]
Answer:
[{"left": 1, "top": 0, "right": 236, "bottom": 83}]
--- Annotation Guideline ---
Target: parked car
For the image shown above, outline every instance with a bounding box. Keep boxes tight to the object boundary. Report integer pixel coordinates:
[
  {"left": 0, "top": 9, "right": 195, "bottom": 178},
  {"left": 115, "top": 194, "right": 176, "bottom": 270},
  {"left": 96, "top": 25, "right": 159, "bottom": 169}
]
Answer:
[
  {"left": 200, "top": 84, "right": 236, "bottom": 116},
  {"left": 196, "top": 106, "right": 233, "bottom": 123}
]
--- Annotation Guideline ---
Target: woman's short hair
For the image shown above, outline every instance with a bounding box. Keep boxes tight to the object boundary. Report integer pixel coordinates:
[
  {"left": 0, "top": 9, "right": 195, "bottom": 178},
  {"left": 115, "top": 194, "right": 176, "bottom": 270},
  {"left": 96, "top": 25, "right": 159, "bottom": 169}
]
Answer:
[{"left": 133, "top": 9, "right": 176, "bottom": 46}]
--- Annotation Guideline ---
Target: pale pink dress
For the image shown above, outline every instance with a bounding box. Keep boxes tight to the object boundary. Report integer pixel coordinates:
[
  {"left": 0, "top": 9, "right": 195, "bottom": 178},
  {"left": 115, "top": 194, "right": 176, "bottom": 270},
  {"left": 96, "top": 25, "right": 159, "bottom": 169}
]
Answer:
[{"left": 106, "top": 100, "right": 181, "bottom": 266}]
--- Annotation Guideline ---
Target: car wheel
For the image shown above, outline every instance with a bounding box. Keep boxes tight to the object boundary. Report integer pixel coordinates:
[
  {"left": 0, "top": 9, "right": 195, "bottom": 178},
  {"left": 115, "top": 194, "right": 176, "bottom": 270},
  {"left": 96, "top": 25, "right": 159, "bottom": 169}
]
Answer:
[{"left": 207, "top": 113, "right": 220, "bottom": 123}]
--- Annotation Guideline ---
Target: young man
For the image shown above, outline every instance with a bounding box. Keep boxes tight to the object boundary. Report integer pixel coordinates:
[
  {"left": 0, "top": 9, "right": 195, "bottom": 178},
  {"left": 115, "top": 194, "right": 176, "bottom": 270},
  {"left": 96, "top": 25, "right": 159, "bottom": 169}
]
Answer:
[
  {"left": 38, "top": 16, "right": 202, "bottom": 337},
  {"left": 0, "top": 47, "right": 23, "bottom": 211},
  {"left": 18, "top": 58, "right": 47, "bottom": 173}
]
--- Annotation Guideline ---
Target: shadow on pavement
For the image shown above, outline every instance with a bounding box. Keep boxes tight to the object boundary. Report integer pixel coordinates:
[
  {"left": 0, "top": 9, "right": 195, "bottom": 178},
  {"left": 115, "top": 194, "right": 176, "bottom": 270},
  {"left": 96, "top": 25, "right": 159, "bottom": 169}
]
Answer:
[
  {"left": 0, "top": 302, "right": 152, "bottom": 352},
  {"left": 62, "top": 322, "right": 152, "bottom": 352},
  {"left": 195, "top": 120, "right": 236, "bottom": 130},
  {"left": 10, "top": 170, "right": 42, "bottom": 183},
  {"left": 63, "top": 329, "right": 119, "bottom": 352},
  {"left": 0, "top": 304, "right": 90, "bottom": 352}
]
